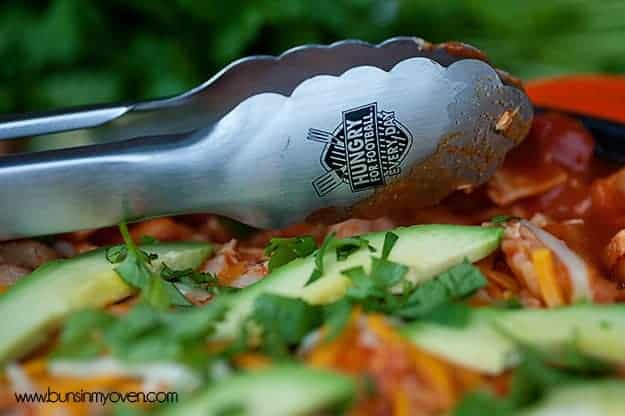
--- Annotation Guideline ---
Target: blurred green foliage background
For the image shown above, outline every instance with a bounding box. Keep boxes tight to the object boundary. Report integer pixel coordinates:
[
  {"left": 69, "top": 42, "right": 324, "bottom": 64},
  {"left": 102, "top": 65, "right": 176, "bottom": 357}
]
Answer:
[{"left": 2, "top": 0, "right": 625, "bottom": 114}]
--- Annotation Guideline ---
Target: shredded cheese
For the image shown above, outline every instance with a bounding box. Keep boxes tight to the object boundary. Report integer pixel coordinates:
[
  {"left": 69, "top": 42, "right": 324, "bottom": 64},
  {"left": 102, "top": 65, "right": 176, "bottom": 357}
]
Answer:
[
  {"left": 409, "top": 348, "right": 455, "bottom": 407},
  {"left": 484, "top": 269, "right": 520, "bottom": 292},
  {"left": 522, "top": 220, "right": 590, "bottom": 301},
  {"left": 392, "top": 389, "right": 410, "bottom": 416},
  {"left": 233, "top": 353, "right": 271, "bottom": 369},
  {"left": 531, "top": 248, "right": 565, "bottom": 307}
]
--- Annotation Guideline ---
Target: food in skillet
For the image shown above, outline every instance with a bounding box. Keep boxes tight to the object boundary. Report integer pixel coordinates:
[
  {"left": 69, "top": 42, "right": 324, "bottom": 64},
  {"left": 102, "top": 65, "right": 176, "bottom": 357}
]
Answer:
[{"left": 2, "top": 78, "right": 625, "bottom": 415}]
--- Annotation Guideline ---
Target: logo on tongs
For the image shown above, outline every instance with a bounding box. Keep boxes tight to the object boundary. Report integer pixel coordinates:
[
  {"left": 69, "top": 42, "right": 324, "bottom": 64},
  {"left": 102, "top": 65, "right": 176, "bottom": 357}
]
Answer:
[{"left": 308, "top": 102, "right": 413, "bottom": 197}]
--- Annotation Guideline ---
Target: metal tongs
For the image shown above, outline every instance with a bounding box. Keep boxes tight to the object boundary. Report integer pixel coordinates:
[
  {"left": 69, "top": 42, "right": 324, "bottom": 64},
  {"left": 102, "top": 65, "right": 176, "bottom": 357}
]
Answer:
[{"left": 0, "top": 37, "right": 532, "bottom": 240}]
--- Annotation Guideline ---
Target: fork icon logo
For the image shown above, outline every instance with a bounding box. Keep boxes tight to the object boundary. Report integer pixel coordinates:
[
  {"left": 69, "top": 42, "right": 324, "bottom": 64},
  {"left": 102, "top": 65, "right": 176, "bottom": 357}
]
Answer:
[{"left": 308, "top": 102, "right": 413, "bottom": 197}]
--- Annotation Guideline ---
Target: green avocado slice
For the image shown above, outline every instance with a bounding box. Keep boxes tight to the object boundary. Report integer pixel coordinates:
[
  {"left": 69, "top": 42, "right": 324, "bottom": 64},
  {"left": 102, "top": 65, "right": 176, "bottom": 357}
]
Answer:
[
  {"left": 519, "top": 381, "right": 625, "bottom": 416},
  {"left": 403, "top": 304, "right": 625, "bottom": 374},
  {"left": 157, "top": 365, "right": 355, "bottom": 416},
  {"left": 215, "top": 224, "right": 502, "bottom": 340},
  {"left": 0, "top": 242, "right": 212, "bottom": 365}
]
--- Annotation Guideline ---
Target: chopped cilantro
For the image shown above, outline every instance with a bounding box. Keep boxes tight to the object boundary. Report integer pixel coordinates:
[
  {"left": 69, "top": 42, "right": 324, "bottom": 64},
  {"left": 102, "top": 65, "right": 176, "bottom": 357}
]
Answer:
[
  {"left": 421, "top": 302, "right": 472, "bottom": 327},
  {"left": 105, "top": 245, "right": 128, "bottom": 263},
  {"left": 381, "top": 231, "right": 399, "bottom": 260},
  {"left": 452, "top": 391, "right": 511, "bottom": 416},
  {"left": 52, "top": 300, "right": 229, "bottom": 370},
  {"left": 52, "top": 309, "right": 114, "bottom": 359},
  {"left": 436, "top": 260, "right": 489, "bottom": 298},
  {"left": 139, "top": 235, "right": 159, "bottom": 245},
  {"left": 305, "top": 233, "right": 376, "bottom": 286},
  {"left": 106, "top": 223, "right": 231, "bottom": 309},
  {"left": 490, "top": 215, "right": 518, "bottom": 225},
  {"left": 252, "top": 294, "right": 323, "bottom": 358},
  {"left": 334, "top": 236, "right": 375, "bottom": 261},
  {"left": 214, "top": 403, "right": 246, "bottom": 416},
  {"left": 339, "top": 258, "right": 486, "bottom": 324},
  {"left": 160, "top": 263, "right": 235, "bottom": 300},
  {"left": 305, "top": 232, "right": 336, "bottom": 286},
  {"left": 264, "top": 236, "right": 317, "bottom": 272},
  {"left": 142, "top": 272, "right": 172, "bottom": 310},
  {"left": 394, "top": 261, "right": 486, "bottom": 321},
  {"left": 107, "top": 223, "right": 159, "bottom": 303},
  {"left": 322, "top": 298, "right": 352, "bottom": 342}
]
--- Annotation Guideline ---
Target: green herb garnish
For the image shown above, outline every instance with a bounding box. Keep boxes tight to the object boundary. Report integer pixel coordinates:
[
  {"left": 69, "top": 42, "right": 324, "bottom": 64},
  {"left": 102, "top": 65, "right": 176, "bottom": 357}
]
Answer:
[
  {"left": 335, "top": 236, "right": 375, "bottom": 261},
  {"left": 305, "top": 232, "right": 336, "bottom": 286},
  {"left": 381, "top": 231, "right": 398, "bottom": 260},
  {"left": 53, "top": 300, "right": 229, "bottom": 370},
  {"left": 490, "top": 215, "right": 519, "bottom": 225},
  {"left": 252, "top": 293, "right": 323, "bottom": 358},
  {"left": 105, "top": 223, "right": 226, "bottom": 309},
  {"left": 325, "top": 233, "right": 487, "bottom": 336},
  {"left": 264, "top": 236, "right": 317, "bottom": 272}
]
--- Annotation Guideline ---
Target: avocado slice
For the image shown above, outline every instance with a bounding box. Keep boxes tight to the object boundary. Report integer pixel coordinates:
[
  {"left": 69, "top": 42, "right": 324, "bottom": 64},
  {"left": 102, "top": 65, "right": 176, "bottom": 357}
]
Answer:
[
  {"left": 519, "top": 381, "right": 625, "bottom": 416},
  {"left": 215, "top": 224, "right": 502, "bottom": 340},
  {"left": 0, "top": 242, "right": 212, "bottom": 365},
  {"left": 157, "top": 365, "right": 355, "bottom": 416},
  {"left": 403, "top": 304, "right": 625, "bottom": 374}
]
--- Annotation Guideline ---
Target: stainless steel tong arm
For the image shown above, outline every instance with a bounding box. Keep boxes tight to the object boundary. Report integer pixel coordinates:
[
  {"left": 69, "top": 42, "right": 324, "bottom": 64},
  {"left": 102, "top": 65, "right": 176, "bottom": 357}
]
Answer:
[
  {"left": 0, "top": 37, "right": 456, "bottom": 143},
  {"left": 0, "top": 53, "right": 532, "bottom": 240}
]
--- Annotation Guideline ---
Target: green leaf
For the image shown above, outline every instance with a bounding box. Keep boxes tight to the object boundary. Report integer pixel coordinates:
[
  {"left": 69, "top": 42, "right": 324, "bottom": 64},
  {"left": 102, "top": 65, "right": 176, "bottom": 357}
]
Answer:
[
  {"left": 105, "top": 245, "right": 127, "bottom": 263},
  {"left": 114, "top": 249, "right": 152, "bottom": 288},
  {"left": 322, "top": 299, "right": 352, "bottom": 342},
  {"left": 306, "top": 233, "right": 336, "bottom": 286},
  {"left": 253, "top": 294, "right": 323, "bottom": 357},
  {"left": 490, "top": 215, "right": 515, "bottom": 225},
  {"left": 109, "top": 223, "right": 225, "bottom": 308},
  {"left": 214, "top": 403, "right": 246, "bottom": 416},
  {"left": 140, "top": 235, "right": 159, "bottom": 245},
  {"left": 113, "top": 403, "right": 147, "bottom": 416},
  {"left": 340, "top": 257, "right": 485, "bottom": 325},
  {"left": 104, "top": 303, "right": 161, "bottom": 347},
  {"left": 369, "top": 257, "right": 408, "bottom": 288},
  {"left": 381, "top": 232, "right": 399, "bottom": 260},
  {"left": 141, "top": 273, "right": 172, "bottom": 310},
  {"left": 334, "top": 236, "right": 374, "bottom": 261},
  {"left": 419, "top": 302, "right": 472, "bottom": 327},
  {"left": 164, "top": 299, "right": 229, "bottom": 340},
  {"left": 264, "top": 236, "right": 316, "bottom": 272},
  {"left": 51, "top": 309, "right": 114, "bottom": 359},
  {"left": 306, "top": 268, "right": 323, "bottom": 286},
  {"left": 452, "top": 391, "right": 512, "bottom": 416},
  {"left": 343, "top": 266, "right": 377, "bottom": 300},
  {"left": 436, "top": 260, "right": 488, "bottom": 299},
  {"left": 396, "top": 261, "right": 486, "bottom": 321},
  {"left": 54, "top": 298, "right": 230, "bottom": 368},
  {"left": 113, "top": 223, "right": 153, "bottom": 290}
]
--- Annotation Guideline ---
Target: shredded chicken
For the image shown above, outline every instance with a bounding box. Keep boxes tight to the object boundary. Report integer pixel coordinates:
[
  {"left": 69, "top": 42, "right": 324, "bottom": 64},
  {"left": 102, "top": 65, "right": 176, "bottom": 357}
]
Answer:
[
  {"left": 591, "top": 167, "right": 625, "bottom": 228},
  {"left": 604, "top": 229, "right": 625, "bottom": 282},
  {"left": 201, "top": 240, "right": 268, "bottom": 288},
  {"left": 501, "top": 222, "right": 544, "bottom": 297},
  {"left": 130, "top": 218, "right": 196, "bottom": 242},
  {"left": 197, "top": 215, "right": 236, "bottom": 244},
  {"left": 0, "top": 240, "right": 57, "bottom": 269},
  {"left": 0, "top": 264, "right": 30, "bottom": 286},
  {"left": 328, "top": 217, "right": 395, "bottom": 238},
  {"left": 230, "top": 263, "right": 267, "bottom": 288},
  {"left": 501, "top": 221, "right": 583, "bottom": 305},
  {"left": 487, "top": 165, "right": 567, "bottom": 206}
]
